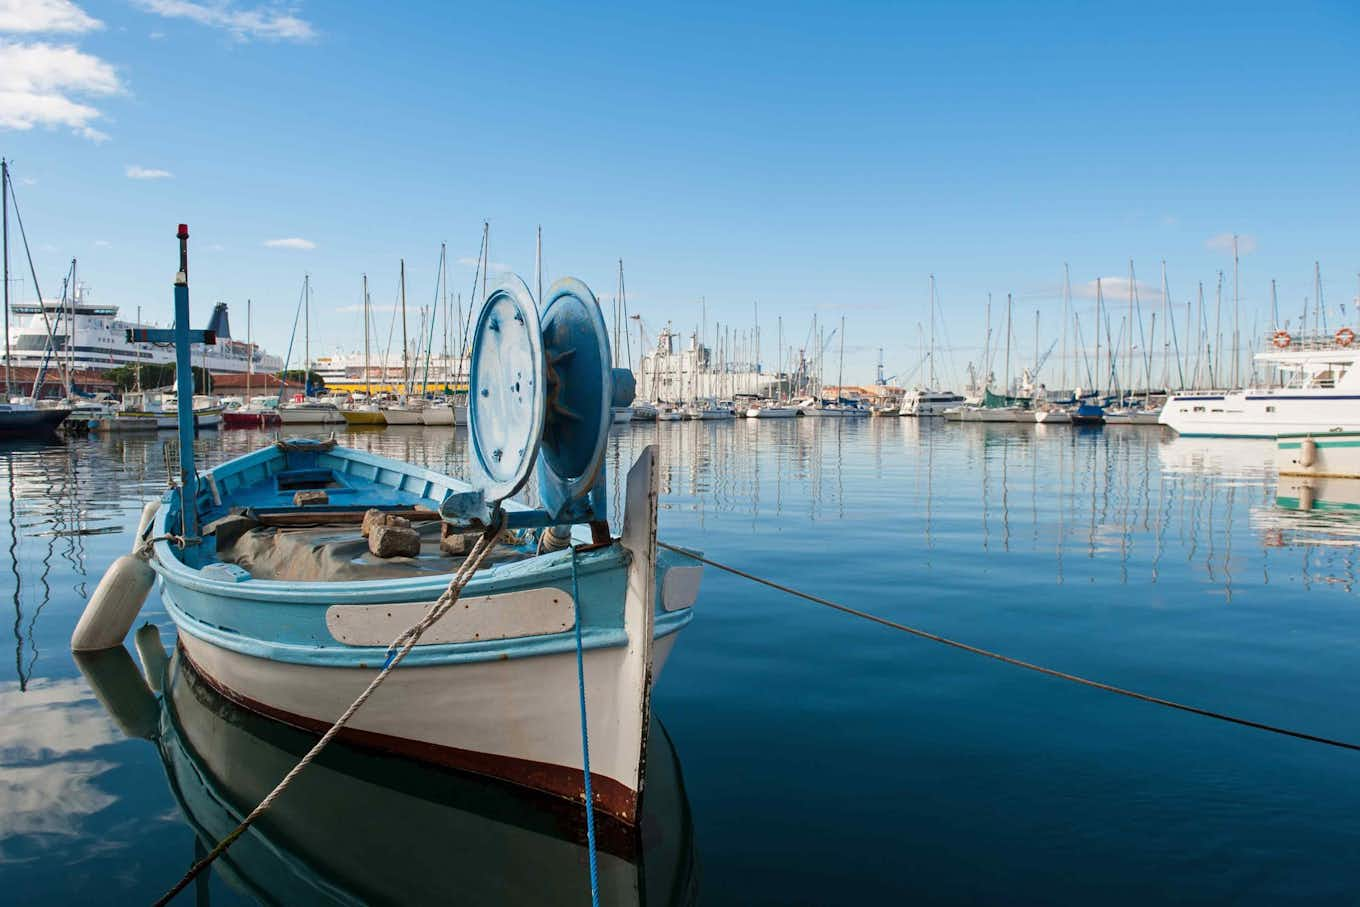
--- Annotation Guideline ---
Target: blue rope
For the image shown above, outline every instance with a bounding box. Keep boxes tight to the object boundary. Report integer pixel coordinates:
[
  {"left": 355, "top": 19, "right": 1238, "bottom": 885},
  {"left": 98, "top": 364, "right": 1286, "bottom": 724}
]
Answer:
[{"left": 570, "top": 545, "right": 601, "bottom": 907}]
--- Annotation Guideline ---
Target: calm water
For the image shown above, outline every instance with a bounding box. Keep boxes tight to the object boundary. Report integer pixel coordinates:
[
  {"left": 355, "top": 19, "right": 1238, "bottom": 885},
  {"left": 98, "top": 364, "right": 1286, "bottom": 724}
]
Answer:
[{"left": 5, "top": 420, "right": 1360, "bottom": 904}]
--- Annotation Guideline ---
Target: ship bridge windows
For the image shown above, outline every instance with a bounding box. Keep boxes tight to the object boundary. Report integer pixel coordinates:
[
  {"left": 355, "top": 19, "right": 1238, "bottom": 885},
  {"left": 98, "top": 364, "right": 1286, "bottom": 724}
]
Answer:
[{"left": 15, "top": 335, "right": 66, "bottom": 350}]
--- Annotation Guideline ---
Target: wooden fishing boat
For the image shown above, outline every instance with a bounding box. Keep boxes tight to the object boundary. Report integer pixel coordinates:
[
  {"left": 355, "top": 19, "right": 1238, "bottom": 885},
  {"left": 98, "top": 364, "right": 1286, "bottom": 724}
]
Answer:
[
  {"left": 141, "top": 437, "right": 694, "bottom": 823},
  {"left": 75, "top": 233, "right": 699, "bottom": 827}
]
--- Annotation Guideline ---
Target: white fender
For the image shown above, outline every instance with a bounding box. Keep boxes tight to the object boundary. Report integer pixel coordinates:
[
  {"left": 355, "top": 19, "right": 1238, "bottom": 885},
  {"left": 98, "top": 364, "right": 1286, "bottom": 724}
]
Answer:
[
  {"left": 71, "top": 555, "right": 156, "bottom": 651},
  {"left": 133, "top": 500, "right": 161, "bottom": 553},
  {"left": 1299, "top": 437, "right": 1318, "bottom": 468}
]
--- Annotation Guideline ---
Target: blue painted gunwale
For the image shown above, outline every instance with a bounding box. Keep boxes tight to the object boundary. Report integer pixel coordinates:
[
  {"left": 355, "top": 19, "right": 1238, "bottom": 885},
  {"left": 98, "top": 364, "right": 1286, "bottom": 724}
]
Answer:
[{"left": 150, "top": 441, "right": 695, "bottom": 668}]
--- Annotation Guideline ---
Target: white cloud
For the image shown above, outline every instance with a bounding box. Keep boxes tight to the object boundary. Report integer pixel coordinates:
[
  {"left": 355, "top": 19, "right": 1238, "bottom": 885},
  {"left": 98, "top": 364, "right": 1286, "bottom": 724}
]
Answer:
[
  {"left": 455, "top": 256, "right": 512, "bottom": 273},
  {"left": 1206, "top": 232, "right": 1257, "bottom": 255},
  {"left": 0, "top": 39, "right": 121, "bottom": 140},
  {"left": 125, "top": 164, "right": 172, "bottom": 180},
  {"left": 1074, "top": 277, "right": 1163, "bottom": 302},
  {"left": 93, "top": 239, "right": 109, "bottom": 246},
  {"left": 0, "top": 0, "right": 101, "bottom": 34},
  {"left": 264, "top": 237, "right": 315, "bottom": 250},
  {"left": 133, "top": 0, "right": 315, "bottom": 42}
]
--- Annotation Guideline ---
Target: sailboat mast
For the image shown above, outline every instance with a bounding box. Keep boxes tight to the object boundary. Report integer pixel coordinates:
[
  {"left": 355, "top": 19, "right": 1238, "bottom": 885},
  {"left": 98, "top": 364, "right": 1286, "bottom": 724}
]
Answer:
[
  {"left": 1094, "top": 278, "right": 1102, "bottom": 396},
  {"left": 303, "top": 273, "right": 310, "bottom": 395},
  {"left": 1004, "top": 293, "right": 1012, "bottom": 396},
  {"left": 1127, "top": 260, "right": 1135, "bottom": 399},
  {"left": 363, "top": 274, "right": 371, "bottom": 399},
  {"left": 1232, "top": 236, "right": 1241, "bottom": 387},
  {"left": 837, "top": 315, "right": 846, "bottom": 404},
  {"left": 1061, "top": 263, "right": 1070, "bottom": 392},
  {"left": 928, "top": 274, "right": 937, "bottom": 388},
  {"left": 399, "top": 259, "right": 409, "bottom": 399},
  {"left": 1, "top": 158, "right": 9, "bottom": 397},
  {"left": 246, "top": 298, "right": 252, "bottom": 404}
]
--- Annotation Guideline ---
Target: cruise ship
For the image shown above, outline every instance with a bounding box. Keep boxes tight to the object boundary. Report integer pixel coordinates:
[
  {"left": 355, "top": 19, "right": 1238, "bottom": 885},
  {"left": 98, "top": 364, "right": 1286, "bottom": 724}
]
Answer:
[
  {"left": 1160, "top": 330, "right": 1360, "bottom": 438},
  {"left": 5, "top": 286, "right": 281, "bottom": 375}
]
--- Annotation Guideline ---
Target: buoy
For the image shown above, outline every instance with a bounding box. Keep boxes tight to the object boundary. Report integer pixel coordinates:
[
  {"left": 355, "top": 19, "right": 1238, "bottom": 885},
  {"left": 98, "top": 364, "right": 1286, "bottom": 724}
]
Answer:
[
  {"left": 1299, "top": 483, "right": 1315, "bottom": 511},
  {"left": 134, "top": 622, "right": 169, "bottom": 693},
  {"left": 71, "top": 554, "right": 156, "bottom": 651},
  {"left": 72, "top": 646, "right": 159, "bottom": 740},
  {"left": 1300, "top": 437, "right": 1318, "bottom": 468}
]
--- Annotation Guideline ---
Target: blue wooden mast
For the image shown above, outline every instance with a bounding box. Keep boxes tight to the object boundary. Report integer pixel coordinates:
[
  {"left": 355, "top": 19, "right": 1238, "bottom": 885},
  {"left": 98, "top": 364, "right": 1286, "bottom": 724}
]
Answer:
[{"left": 127, "top": 224, "right": 216, "bottom": 537}]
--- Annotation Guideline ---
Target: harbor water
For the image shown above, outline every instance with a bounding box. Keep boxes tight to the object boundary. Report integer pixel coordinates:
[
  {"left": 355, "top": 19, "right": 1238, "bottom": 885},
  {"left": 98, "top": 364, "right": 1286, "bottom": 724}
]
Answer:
[{"left": 5, "top": 419, "right": 1360, "bottom": 904}]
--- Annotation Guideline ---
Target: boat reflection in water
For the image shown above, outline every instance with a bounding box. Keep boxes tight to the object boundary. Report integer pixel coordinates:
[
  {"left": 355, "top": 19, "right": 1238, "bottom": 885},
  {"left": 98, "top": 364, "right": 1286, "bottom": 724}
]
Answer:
[{"left": 76, "top": 644, "right": 699, "bottom": 906}]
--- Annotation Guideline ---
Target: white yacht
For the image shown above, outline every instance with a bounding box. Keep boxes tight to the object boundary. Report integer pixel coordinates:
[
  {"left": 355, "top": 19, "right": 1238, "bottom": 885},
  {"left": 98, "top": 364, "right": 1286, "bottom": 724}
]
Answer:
[
  {"left": 900, "top": 388, "right": 965, "bottom": 417},
  {"left": 1160, "top": 331, "right": 1360, "bottom": 438}
]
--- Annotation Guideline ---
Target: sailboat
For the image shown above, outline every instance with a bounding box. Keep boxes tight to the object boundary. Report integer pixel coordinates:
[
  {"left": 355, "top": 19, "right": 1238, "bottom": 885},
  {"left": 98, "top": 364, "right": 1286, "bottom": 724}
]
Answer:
[
  {"left": 223, "top": 299, "right": 282, "bottom": 428},
  {"left": 379, "top": 260, "right": 425, "bottom": 425},
  {"left": 0, "top": 160, "right": 70, "bottom": 437},
  {"left": 342, "top": 274, "right": 387, "bottom": 427},
  {"left": 901, "top": 276, "right": 963, "bottom": 417}
]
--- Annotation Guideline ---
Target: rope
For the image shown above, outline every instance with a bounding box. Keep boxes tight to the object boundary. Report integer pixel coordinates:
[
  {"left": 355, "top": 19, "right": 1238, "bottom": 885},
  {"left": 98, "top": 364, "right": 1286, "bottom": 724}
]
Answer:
[
  {"left": 152, "top": 517, "right": 505, "bottom": 907},
  {"left": 136, "top": 533, "right": 185, "bottom": 560},
  {"left": 657, "top": 542, "right": 1360, "bottom": 753},
  {"left": 570, "top": 545, "right": 602, "bottom": 907}
]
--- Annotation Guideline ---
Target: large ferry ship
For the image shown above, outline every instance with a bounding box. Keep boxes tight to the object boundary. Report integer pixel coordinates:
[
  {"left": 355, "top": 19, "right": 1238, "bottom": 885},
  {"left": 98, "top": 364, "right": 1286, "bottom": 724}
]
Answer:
[
  {"left": 1160, "top": 329, "right": 1360, "bottom": 438},
  {"left": 5, "top": 286, "right": 281, "bottom": 375}
]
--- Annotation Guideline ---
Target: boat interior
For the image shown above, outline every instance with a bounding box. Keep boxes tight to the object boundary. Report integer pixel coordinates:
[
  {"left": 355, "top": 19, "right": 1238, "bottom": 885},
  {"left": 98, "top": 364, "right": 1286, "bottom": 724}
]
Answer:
[{"left": 179, "top": 440, "right": 543, "bottom": 579}]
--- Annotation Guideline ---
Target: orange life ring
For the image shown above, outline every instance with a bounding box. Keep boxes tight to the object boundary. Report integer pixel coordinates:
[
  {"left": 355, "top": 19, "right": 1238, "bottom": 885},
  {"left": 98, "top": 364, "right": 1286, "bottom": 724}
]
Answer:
[
  {"left": 1336, "top": 327, "right": 1356, "bottom": 347},
  {"left": 1272, "top": 330, "right": 1292, "bottom": 349}
]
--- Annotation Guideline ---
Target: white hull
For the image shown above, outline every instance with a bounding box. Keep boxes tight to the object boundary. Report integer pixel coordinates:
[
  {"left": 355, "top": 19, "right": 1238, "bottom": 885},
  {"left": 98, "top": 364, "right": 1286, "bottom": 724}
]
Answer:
[
  {"left": 949, "top": 406, "right": 1028, "bottom": 422},
  {"left": 1033, "top": 409, "right": 1072, "bottom": 424},
  {"left": 1278, "top": 434, "right": 1360, "bottom": 479},
  {"left": 745, "top": 407, "right": 799, "bottom": 419},
  {"left": 148, "top": 408, "right": 222, "bottom": 429},
  {"left": 420, "top": 403, "right": 465, "bottom": 426},
  {"left": 1104, "top": 409, "right": 1163, "bottom": 425},
  {"left": 381, "top": 406, "right": 424, "bottom": 425},
  {"left": 279, "top": 403, "right": 343, "bottom": 424},
  {"left": 178, "top": 629, "right": 679, "bottom": 815},
  {"left": 1161, "top": 391, "right": 1360, "bottom": 438},
  {"left": 612, "top": 407, "right": 634, "bottom": 424}
]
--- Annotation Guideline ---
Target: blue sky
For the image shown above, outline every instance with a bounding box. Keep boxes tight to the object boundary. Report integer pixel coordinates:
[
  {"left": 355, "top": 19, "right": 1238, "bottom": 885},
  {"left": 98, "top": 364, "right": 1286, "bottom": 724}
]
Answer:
[{"left": 2, "top": 0, "right": 1357, "bottom": 386}]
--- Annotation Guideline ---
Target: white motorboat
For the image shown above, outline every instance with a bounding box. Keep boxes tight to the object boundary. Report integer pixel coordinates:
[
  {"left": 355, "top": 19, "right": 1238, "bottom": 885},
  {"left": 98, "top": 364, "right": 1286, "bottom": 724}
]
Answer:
[
  {"left": 1161, "top": 330, "right": 1360, "bottom": 437},
  {"left": 900, "top": 388, "right": 965, "bottom": 417}
]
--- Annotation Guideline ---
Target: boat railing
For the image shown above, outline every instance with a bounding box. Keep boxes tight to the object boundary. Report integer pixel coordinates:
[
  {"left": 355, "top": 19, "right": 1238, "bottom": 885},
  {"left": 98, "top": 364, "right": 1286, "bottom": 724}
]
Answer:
[{"left": 1260, "top": 330, "right": 1358, "bottom": 354}]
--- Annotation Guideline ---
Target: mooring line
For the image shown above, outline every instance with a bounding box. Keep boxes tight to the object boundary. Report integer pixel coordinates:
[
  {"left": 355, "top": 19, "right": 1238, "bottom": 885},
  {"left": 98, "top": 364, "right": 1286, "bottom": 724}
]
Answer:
[{"left": 658, "top": 542, "right": 1360, "bottom": 753}]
